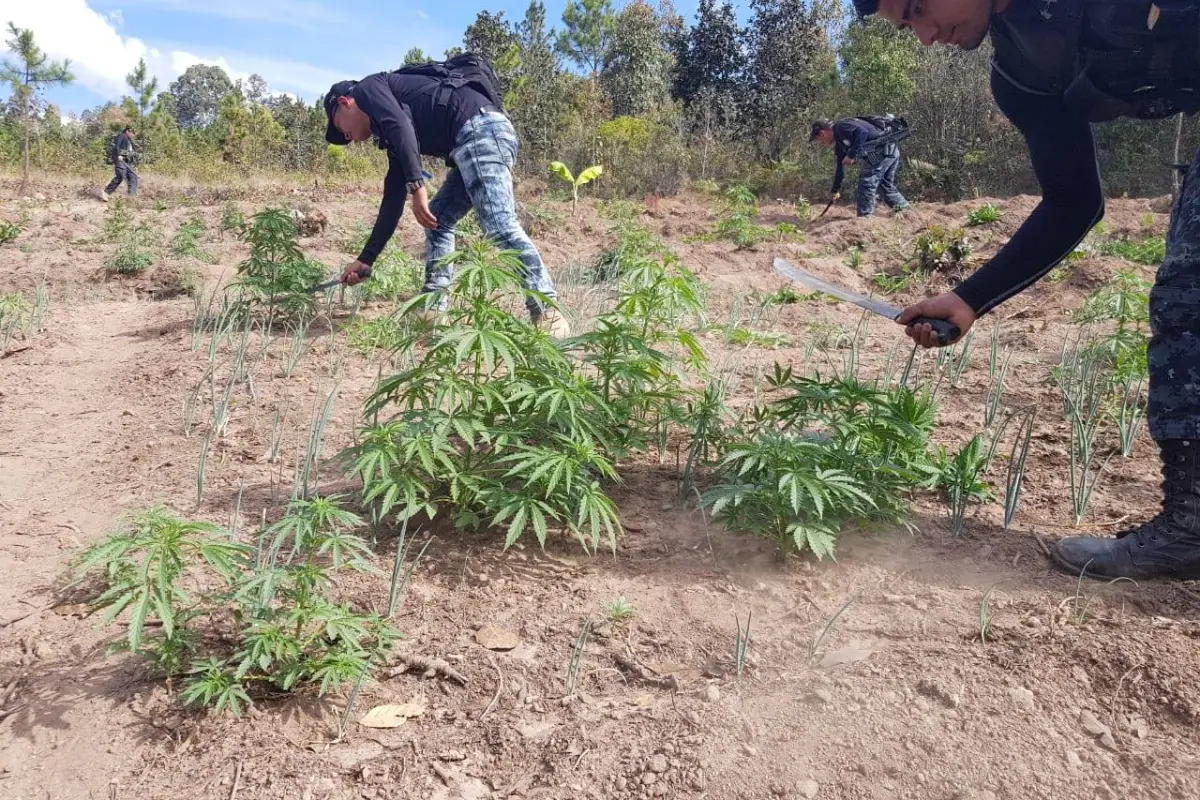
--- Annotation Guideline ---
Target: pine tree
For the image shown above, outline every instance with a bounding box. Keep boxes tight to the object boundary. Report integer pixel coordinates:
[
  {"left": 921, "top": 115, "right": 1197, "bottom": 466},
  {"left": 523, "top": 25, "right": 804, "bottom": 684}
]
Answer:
[
  {"left": 1, "top": 23, "right": 74, "bottom": 193},
  {"left": 602, "top": 1, "right": 670, "bottom": 118},
  {"left": 557, "top": 0, "right": 615, "bottom": 77}
]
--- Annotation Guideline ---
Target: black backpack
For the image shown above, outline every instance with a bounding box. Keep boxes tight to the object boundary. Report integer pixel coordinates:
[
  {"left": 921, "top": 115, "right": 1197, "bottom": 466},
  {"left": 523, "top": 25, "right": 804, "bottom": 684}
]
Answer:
[
  {"left": 855, "top": 115, "right": 912, "bottom": 148},
  {"left": 394, "top": 53, "right": 504, "bottom": 111},
  {"left": 105, "top": 133, "right": 121, "bottom": 165}
]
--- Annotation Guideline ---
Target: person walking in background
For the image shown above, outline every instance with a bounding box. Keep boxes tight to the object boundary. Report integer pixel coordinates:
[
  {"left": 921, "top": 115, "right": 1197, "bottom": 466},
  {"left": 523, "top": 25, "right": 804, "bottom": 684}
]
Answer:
[
  {"left": 810, "top": 116, "right": 910, "bottom": 217},
  {"left": 101, "top": 126, "right": 138, "bottom": 201},
  {"left": 324, "top": 54, "right": 569, "bottom": 337}
]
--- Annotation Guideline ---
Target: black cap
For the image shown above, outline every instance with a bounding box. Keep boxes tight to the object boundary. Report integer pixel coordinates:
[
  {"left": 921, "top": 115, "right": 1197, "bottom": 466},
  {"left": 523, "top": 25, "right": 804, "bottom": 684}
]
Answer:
[
  {"left": 809, "top": 119, "right": 833, "bottom": 141},
  {"left": 851, "top": 0, "right": 879, "bottom": 16},
  {"left": 324, "top": 80, "right": 358, "bottom": 145}
]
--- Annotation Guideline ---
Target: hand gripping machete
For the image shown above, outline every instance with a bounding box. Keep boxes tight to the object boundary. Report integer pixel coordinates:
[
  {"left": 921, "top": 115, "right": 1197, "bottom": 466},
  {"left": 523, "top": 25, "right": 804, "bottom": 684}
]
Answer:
[
  {"left": 773, "top": 257, "right": 960, "bottom": 346},
  {"left": 304, "top": 266, "right": 372, "bottom": 294}
]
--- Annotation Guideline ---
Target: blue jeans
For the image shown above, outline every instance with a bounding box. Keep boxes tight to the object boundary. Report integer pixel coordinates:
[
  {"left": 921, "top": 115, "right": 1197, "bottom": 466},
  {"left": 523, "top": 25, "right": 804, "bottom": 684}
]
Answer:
[
  {"left": 105, "top": 160, "right": 138, "bottom": 195},
  {"left": 424, "top": 111, "right": 557, "bottom": 317},
  {"left": 857, "top": 144, "right": 907, "bottom": 217}
]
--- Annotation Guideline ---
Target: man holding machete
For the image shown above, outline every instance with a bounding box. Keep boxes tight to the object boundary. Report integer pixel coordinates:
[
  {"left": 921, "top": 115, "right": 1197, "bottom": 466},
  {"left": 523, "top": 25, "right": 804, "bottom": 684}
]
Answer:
[
  {"left": 854, "top": 0, "right": 1200, "bottom": 580},
  {"left": 810, "top": 117, "right": 910, "bottom": 217}
]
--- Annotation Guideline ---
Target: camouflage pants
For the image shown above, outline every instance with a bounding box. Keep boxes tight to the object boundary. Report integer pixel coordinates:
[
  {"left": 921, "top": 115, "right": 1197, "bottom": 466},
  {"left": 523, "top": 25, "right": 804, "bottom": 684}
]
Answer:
[{"left": 1148, "top": 147, "right": 1200, "bottom": 441}]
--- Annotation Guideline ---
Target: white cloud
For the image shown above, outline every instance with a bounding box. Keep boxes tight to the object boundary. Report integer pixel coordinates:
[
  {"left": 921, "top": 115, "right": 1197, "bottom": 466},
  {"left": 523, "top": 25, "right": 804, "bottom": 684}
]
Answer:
[
  {"left": 7, "top": 1, "right": 345, "bottom": 102},
  {"left": 416, "top": 10, "right": 430, "bottom": 20}
]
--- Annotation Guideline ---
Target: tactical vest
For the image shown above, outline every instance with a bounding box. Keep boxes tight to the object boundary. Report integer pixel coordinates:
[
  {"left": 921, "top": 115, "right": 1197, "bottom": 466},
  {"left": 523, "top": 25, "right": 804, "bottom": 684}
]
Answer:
[{"left": 990, "top": 0, "right": 1200, "bottom": 120}]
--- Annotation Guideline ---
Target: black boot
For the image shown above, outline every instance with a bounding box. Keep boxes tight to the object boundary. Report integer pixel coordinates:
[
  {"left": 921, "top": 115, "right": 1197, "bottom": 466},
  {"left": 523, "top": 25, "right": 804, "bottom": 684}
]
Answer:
[{"left": 1050, "top": 440, "right": 1200, "bottom": 579}]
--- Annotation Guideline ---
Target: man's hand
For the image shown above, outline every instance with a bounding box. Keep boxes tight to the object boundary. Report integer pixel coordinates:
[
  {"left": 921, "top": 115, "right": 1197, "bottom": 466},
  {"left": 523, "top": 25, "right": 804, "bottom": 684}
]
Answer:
[
  {"left": 410, "top": 186, "right": 438, "bottom": 230},
  {"left": 842, "top": 156, "right": 855, "bottom": 166},
  {"left": 897, "top": 292, "right": 978, "bottom": 348},
  {"left": 341, "top": 260, "right": 370, "bottom": 286},
  {"left": 832, "top": 192, "right": 841, "bottom": 201}
]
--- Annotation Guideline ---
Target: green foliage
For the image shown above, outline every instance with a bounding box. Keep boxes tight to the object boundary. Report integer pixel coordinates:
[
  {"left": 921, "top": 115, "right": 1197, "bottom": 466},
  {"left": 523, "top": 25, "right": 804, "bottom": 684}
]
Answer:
[
  {"left": 233, "top": 209, "right": 326, "bottom": 318},
  {"left": 346, "top": 314, "right": 407, "bottom": 353},
  {"left": 0, "top": 291, "right": 32, "bottom": 351},
  {"left": 72, "top": 501, "right": 399, "bottom": 715},
  {"left": 346, "top": 240, "right": 705, "bottom": 552},
  {"left": 846, "top": 245, "right": 863, "bottom": 268},
  {"left": 912, "top": 226, "right": 972, "bottom": 272},
  {"left": 1099, "top": 235, "right": 1165, "bottom": 266},
  {"left": 591, "top": 218, "right": 664, "bottom": 282},
  {"left": 0, "top": 217, "right": 23, "bottom": 244},
  {"left": 105, "top": 220, "right": 162, "bottom": 275},
  {"left": 170, "top": 213, "right": 210, "bottom": 261},
  {"left": 549, "top": 160, "right": 604, "bottom": 214},
  {"left": 102, "top": 199, "right": 135, "bottom": 242},
  {"left": 702, "top": 370, "right": 936, "bottom": 558},
  {"left": 603, "top": 597, "right": 634, "bottom": 621},
  {"left": 932, "top": 434, "right": 992, "bottom": 534},
  {"left": 966, "top": 203, "right": 1000, "bottom": 226},
  {"left": 696, "top": 184, "right": 774, "bottom": 249},
  {"left": 221, "top": 202, "right": 246, "bottom": 235},
  {"left": 794, "top": 197, "right": 812, "bottom": 221}
]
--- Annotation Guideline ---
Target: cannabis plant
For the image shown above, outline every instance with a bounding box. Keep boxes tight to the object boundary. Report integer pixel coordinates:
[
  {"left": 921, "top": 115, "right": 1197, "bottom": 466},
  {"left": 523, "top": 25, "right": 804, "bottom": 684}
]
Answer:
[
  {"left": 73, "top": 500, "right": 398, "bottom": 715},
  {"left": 703, "top": 370, "right": 936, "bottom": 558},
  {"left": 233, "top": 209, "right": 326, "bottom": 320},
  {"left": 344, "top": 241, "right": 625, "bottom": 552}
]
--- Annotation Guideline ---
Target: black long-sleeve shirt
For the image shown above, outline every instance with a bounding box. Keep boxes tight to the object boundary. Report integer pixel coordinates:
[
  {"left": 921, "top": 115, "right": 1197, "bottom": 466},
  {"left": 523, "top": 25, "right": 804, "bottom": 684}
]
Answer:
[
  {"left": 349, "top": 72, "right": 490, "bottom": 265},
  {"left": 831, "top": 118, "right": 881, "bottom": 193},
  {"left": 951, "top": 68, "right": 1106, "bottom": 315}
]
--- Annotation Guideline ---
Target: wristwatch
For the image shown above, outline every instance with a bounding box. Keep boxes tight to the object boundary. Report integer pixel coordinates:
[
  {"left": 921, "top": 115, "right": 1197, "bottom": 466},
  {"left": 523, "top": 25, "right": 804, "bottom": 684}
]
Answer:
[{"left": 406, "top": 179, "right": 425, "bottom": 194}]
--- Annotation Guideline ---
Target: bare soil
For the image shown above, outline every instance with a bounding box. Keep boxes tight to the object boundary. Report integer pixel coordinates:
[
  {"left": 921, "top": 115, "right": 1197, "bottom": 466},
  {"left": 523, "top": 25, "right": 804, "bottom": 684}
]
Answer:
[{"left": 2, "top": 175, "right": 1199, "bottom": 800}]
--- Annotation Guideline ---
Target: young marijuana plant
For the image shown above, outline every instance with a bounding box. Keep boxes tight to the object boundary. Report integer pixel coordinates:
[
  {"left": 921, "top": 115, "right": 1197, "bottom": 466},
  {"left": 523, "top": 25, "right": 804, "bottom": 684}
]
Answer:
[
  {"left": 105, "top": 219, "right": 162, "bottom": 275},
  {"left": 709, "top": 185, "right": 770, "bottom": 250},
  {"left": 73, "top": 500, "right": 399, "bottom": 715},
  {"left": 549, "top": 161, "right": 603, "bottom": 216},
  {"left": 234, "top": 208, "right": 326, "bottom": 320},
  {"left": 933, "top": 433, "right": 992, "bottom": 535},
  {"left": 966, "top": 203, "right": 1001, "bottom": 226},
  {"left": 221, "top": 202, "right": 246, "bottom": 236},
  {"left": 170, "top": 213, "right": 210, "bottom": 261},
  {"left": 702, "top": 370, "right": 936, "bottom": 559},
  {"left": 0, "top": 216, "right": 24, "bottom": 245},
  {"left": 912, "top": 226, "right": 972, "bottom": 272},
  {"left": 344, "top": 240, "right": 626, "bottom": 553}
]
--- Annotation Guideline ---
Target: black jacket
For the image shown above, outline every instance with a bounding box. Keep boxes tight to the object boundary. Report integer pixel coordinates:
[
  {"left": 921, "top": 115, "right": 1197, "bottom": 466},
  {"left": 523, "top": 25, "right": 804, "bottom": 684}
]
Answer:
[
  {"left": 955, "top": 0, "right": 1200, "bottom": 315},
  {"left": 350, "top": 72, "right": 491, "bottom": 265}
]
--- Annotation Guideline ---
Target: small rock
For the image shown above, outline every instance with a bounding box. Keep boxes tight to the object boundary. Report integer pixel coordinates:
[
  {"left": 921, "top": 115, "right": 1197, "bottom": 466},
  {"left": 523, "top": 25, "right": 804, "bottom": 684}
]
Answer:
[
  {"left": 641, "top": 772, "right": 657, "bottom": 786},
  {"left": 741, "top": 744, "right": 757, "bottom": 757},
  {"left": 438, "top": 750, "right": 466, "bottom": 762},
  {"left": 1066, "top": 750, "right": 1082, "bottom": 768},
  {"left": 1071, "top": 666, "right": 1091, "bottom": 687},
  {"left": 1080, "top": 710, "right": 1110, "bottom": 737},
  {"left": 475, "top": 626, "right": 520, "bottom": 651},
  {"left": 811, "top": 688, "right": 834, "bottom": 705},
  {"left": 457, "top": 778, "right": 490, "bottom": 800},
  {"left": 703, "top": 684, "right": 721, "bottom": 703},
  {"left": 819, "top": 647, "right": 874, "bottom": 668},
  {"left": 648, "top": 755, "right": 669, "bottom": 774},
  {"left": 797, "top": 779, "right": 820, "bottom": 798},
  {"left": 1009, "top": 687, "right": 1037, "bottom": 713},
  {"left": 1098, "top": 732, "right": 1119, "bottom": 751}
]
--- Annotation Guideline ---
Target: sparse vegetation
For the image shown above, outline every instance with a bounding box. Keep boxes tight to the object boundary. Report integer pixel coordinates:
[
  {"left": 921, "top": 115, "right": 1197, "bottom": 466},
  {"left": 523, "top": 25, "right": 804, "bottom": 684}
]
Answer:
[{"left": 966, "top": 203, "right": 1000, "bottom": 226}]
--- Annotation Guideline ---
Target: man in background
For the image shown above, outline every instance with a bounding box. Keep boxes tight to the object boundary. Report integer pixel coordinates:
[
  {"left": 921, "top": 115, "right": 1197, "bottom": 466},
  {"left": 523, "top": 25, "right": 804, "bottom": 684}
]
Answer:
[
  {"left": 810, "top": 116, "right": 910, "bottom": 217},
  {"left": 101, "top": 126, "right": 138, "bottom": 201}
]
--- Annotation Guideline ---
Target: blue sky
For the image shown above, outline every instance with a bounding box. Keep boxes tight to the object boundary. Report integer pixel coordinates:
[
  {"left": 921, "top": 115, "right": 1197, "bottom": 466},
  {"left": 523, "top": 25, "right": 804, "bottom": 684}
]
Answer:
[{"left": 7, "top": 0, "right": 717, "bottom": 115}]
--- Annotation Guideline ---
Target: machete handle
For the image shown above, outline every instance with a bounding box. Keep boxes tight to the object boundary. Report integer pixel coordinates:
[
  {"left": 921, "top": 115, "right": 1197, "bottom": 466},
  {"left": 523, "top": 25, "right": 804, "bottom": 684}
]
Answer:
[
  {"left": 906, "top": 316, "right": 961, "bottom": 347},
  {"left": 352, "top": 266, "right": 372, "bottom": 282}
]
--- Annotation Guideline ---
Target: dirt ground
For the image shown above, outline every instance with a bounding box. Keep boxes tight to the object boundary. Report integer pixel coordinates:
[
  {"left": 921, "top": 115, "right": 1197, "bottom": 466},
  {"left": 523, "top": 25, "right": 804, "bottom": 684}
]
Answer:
[{"left": 2, "top": 173, "right": 1199, "bottom": 800}]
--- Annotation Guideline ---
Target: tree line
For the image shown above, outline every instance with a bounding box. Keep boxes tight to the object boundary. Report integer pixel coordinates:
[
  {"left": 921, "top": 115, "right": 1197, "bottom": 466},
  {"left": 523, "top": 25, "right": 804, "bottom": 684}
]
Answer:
[{"left": 2, "top": 2, "right": 1196, "bottom": 200}]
